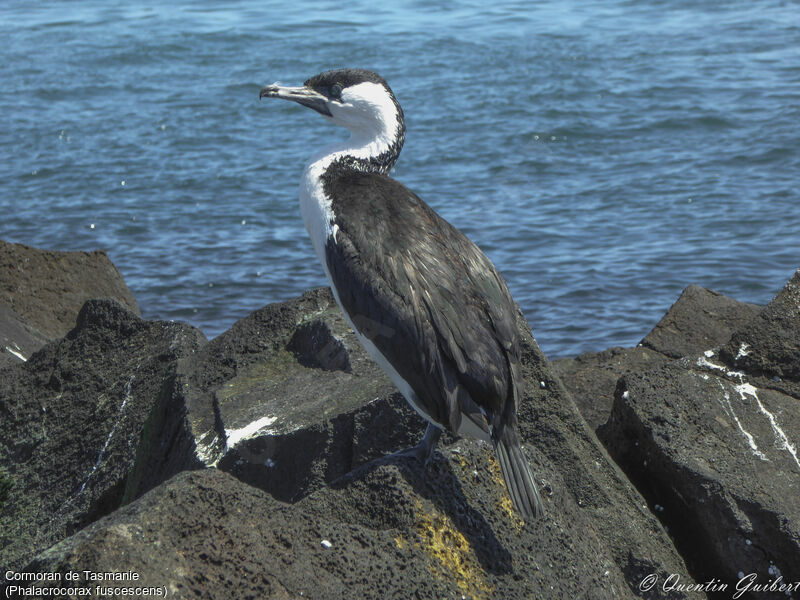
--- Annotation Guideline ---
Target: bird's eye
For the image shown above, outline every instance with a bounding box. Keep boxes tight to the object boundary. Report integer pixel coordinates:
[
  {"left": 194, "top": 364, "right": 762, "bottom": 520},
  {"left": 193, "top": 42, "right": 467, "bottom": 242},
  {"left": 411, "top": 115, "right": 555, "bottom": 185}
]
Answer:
[{"left": 330, "top": 83, "right": 343, "bottom": 99}]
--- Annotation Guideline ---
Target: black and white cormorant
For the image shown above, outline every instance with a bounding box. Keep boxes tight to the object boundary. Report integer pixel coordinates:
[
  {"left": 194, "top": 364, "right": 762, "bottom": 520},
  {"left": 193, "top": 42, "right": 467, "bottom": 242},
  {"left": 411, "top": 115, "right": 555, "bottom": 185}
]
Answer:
[{"left": 260, "top": 69, "right": 544, "bottom": 520}]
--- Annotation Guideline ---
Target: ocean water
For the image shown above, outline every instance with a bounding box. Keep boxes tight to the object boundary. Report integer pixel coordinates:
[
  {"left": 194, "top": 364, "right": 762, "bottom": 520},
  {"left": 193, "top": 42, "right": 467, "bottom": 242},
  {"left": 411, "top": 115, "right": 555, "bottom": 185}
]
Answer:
[{"left": 1, "top": 1, "right": 798, "bottom": 358}]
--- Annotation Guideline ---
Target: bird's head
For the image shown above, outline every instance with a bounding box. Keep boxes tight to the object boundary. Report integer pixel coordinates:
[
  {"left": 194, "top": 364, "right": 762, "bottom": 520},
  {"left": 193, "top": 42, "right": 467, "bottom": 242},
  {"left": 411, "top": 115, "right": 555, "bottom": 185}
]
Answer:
[{"left": 260, "top": 68, "right": 404, "bottom": 146}]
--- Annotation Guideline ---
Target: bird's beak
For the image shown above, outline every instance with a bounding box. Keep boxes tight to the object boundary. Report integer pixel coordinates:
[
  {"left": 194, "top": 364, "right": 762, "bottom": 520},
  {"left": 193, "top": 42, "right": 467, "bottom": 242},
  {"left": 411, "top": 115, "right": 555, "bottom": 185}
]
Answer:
[{"left": 259, "top": 83, "right": 332, "bottom": 117}]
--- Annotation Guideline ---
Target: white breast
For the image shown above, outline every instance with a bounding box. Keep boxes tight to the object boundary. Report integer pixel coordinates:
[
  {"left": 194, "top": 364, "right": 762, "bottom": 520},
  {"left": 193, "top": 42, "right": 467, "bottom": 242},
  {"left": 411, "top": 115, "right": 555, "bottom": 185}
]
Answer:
[{"left": 299, "top": 159, "right": 335, "bottom": 267}]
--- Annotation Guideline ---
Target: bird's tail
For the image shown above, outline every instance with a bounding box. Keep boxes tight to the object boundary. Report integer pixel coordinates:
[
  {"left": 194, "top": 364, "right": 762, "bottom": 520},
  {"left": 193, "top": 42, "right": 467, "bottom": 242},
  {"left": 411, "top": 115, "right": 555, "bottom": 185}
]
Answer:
[{"left": 494, "top": 427, "right": 544, "bottom": 521}]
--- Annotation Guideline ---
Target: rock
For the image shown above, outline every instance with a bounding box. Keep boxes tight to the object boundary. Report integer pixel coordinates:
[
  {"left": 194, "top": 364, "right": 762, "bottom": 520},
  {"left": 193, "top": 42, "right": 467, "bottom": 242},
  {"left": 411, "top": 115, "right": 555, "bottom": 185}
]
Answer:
[
  {"left": 641, "top": 284, "right": 761, "bottom": 359},
  {"left": 0, "top": 299, "right": 205, "bottom": 571},
  {"left": 512, "top": 316, "right": 700, "bottom": 598},
  {"left": 0, "top": 240, "right": 140, "bottom": 341},
  {"left": 600, "top": 270, "right": 800, "bottom": 593},
  {"left": 720, "top": 268, "right": 800, "bottom": 390},
  {"left": 552, "top": 346, "right": 670, "bottom": 430},
  {"left": 180, "top": 287, "right": 407, "bottom": 503},
  {"left": 0, "top": 304, "right": 49, "bottom": 369},
  {"left": 554, "top": 285, "right": 761, "bottom": 430},
  {"left": 26, "top": 466, "right": 636, "bottom": 600},
  {"left": 18, "top": 290, "right": 701, "bottom": 599}
]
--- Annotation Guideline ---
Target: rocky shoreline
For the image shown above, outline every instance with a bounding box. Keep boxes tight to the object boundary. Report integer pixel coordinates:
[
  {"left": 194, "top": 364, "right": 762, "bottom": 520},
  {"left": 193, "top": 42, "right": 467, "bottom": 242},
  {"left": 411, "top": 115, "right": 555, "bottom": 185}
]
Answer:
[{"left": 1, "top": 239, "right": 798, "bottom": 599}]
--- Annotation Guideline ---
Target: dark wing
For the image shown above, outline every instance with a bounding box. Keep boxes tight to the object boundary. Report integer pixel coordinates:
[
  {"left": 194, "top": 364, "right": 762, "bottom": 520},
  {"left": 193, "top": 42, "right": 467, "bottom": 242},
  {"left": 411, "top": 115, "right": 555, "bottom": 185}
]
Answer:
[{"left": 324, "top": 170, "right": 522, "bottom": 435}]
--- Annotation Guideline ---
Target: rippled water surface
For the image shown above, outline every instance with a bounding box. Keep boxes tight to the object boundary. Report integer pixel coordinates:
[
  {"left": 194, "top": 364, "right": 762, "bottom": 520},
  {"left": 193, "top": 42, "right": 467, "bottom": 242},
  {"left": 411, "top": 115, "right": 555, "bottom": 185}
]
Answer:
[{"left": 1, "top": 0, "right": 798, "bottom": 357}]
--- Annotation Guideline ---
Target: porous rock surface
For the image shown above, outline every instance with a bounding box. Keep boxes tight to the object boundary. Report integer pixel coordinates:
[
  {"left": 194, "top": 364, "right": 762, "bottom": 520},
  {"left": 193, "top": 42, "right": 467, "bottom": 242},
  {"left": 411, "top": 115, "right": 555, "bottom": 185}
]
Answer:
[
  {"left": 0, "top": 240, "right": 140, "bottom": 367},
  {"left": 12, "top": 243, "right": 799, "bottom": 598},
  {"left": 600, "top": 269, "right": 800, "bottom": 597},
  {"left": 0, "top": 299, "right": 205, "bottom": 571},
  {"left": 0, "top": 303, "right": 49, "bottom": 370},
  {"left": 553, "top": 284, "right": 762, "bottom": 431},
  {"left": 1, "top": 274, "right": 700, "bottom": 599}
]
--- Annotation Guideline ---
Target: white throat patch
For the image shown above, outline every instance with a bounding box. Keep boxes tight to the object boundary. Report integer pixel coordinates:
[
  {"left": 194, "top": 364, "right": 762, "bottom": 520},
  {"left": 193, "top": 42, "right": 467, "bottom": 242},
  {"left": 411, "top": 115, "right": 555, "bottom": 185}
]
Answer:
[{"left": 328, "top": 81, "right": 400, "bottom": 152}]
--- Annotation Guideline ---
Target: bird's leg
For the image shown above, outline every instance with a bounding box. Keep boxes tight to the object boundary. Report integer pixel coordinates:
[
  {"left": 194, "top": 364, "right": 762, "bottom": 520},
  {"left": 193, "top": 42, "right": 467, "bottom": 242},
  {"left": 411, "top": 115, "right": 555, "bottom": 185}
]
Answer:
[
  {"left": 359, "top": 423, "right": 443, "bottom": 469},
  {"left": 337, "top": 424, "right": 444, "bottom": 484},
  {"left": 386, "top": 423, "right": 442, "bottom": 466}
]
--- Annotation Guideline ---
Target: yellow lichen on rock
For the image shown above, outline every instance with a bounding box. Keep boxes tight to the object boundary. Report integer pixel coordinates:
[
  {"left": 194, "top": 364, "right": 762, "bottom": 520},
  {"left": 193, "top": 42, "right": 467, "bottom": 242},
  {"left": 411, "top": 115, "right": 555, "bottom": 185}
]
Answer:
[{"left": 411, "top": 498, "right": 493, "bottom": 600}]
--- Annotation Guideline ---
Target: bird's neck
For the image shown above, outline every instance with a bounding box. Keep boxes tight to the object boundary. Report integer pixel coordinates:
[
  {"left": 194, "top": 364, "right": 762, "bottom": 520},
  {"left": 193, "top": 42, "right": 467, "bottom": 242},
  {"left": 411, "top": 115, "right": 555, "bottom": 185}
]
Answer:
[
  {"left": 299, "top": 111, "right": 404, "bottom": 266},
  {"left": 309, "top": 111, "right": 405, "bottom": 178}
]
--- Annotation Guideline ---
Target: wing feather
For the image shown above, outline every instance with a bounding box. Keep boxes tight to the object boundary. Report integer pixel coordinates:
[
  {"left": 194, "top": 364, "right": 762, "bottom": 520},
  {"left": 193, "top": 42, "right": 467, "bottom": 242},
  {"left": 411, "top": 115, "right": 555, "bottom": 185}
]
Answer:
[{"left": 324, "top": 170, "right": 522, "bottom": 434}]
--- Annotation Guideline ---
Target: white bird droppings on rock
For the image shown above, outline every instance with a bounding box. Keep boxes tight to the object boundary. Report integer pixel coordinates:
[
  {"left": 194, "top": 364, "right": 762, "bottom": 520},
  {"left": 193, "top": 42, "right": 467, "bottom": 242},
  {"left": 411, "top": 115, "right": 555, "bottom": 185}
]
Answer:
[
  {"left": 735, "top": 343, "right": 751, "bottom": 360},
  {"left": 5, "top": 345, "right": 26, "bottom": 362},
  {"left": 225, "top": 416, "right": 278, "bottom": 449}
]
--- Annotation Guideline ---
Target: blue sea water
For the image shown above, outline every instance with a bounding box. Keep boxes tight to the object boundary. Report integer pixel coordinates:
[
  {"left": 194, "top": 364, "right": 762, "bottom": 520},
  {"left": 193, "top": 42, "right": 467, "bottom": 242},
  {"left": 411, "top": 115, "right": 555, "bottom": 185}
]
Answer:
[{"left": 1, "top": 1, "right": 798, "bottom": 358}]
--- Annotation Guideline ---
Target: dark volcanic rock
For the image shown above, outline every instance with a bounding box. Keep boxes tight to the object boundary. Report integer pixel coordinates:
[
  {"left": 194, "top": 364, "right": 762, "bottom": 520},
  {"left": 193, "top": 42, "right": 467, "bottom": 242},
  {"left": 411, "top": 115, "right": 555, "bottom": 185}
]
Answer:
[
  {"left": 720, "top": 268, "right": 800, "bottom": 389},
  {"left": 21, "top": 289, "right": 702, "bottom": 599},
  {"left": 511, "top": 317, "right": 699, "bottom": 599},
  {"left": 27, "top": 465, "right": 639, "bottom": 600},
  {"left": 641, "top": 284, "right": 761, "bottom": 359},
  {"left": 600, "top": 270, "right": 800, "bottom": 594},
  {"left": 552, "top": 346, "right": 670, "bottom": 430},
  {"left": 0, "top": 299, "right": 205, "bottom": 571},
  {"left": 180, "top": 287, "right": 405, "bottom": 503},
  {"left": 0, "top": 240, "right": 140, "bottom": 340},
  {"left": 554, "top": 285, "right": 761, "bottom": 430},
  {"left": 0, "top": 304, "right": 49, "bottom": 369}
]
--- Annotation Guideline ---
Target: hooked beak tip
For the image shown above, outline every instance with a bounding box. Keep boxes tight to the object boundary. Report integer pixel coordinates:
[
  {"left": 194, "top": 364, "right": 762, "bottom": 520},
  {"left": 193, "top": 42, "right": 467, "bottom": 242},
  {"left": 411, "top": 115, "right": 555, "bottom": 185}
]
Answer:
[
  {"left": 258, "top": 82, "right": 332, "bottom": 117},
  {"left": 259, "top": 85, "right": 277, "bottom": 100}
]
